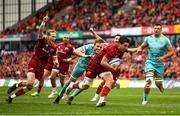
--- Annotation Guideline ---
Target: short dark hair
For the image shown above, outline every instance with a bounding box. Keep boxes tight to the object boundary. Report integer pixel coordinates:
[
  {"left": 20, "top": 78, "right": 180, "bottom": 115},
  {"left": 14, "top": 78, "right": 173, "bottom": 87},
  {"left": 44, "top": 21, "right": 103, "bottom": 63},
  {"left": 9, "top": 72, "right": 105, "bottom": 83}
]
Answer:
[
  {"left": 114, "top": 34, "right": 121, "bottom": 37},
  {"left": 118, "top": 36, "right": 130, "bottom": 44},
  {"left": 154, "top": 22, "right": 162, "bottom": 27}
]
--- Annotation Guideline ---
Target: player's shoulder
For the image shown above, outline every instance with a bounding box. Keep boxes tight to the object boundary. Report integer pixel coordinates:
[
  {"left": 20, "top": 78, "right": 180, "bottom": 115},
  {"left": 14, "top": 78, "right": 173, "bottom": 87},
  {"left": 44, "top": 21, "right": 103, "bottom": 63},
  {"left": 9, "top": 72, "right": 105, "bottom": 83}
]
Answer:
[
  {"left": 145, "top": 35, "right": 153, "bottom": 39},
  {"left": 67, "top": 43, "right": 74, "bottom": 48},
  {"left": 105, "top": 43, "right": 118, "bottom": 51},
  {"left": 57, "top": 42, "right": 63, "bottom": 45},
  {"left": 52, "top": 44, "right": 57, "bottom": 49},
  {"left": 107, "top": 42, "right": 117, "bottom": 47},
  {"left": 161, "top": 34, "right": 170, "bottom": 41}
]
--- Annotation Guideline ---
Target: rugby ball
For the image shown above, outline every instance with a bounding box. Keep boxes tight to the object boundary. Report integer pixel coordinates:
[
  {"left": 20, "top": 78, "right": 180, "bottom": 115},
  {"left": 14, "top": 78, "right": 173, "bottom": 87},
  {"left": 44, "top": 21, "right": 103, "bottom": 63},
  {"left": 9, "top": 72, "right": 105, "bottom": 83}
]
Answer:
[{"left": 109, "top": 58, "right": 122, "bottom": 68}]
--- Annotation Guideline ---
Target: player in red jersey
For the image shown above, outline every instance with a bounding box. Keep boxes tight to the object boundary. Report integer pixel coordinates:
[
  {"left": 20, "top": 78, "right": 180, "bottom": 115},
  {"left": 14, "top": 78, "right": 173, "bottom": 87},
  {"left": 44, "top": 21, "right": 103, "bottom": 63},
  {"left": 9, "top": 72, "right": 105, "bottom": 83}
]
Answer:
[
  {"left": 48, "top": 35, "right": 74, "bottom": 98},
  {"left": 6, "top": 15, "right": 59, "bottom": 103},
  {"left": 31, "top": 57, "right": 55, "bottom": 96},
  {"left": 63, "top": 36, "right": 137, "bottom": 107}
]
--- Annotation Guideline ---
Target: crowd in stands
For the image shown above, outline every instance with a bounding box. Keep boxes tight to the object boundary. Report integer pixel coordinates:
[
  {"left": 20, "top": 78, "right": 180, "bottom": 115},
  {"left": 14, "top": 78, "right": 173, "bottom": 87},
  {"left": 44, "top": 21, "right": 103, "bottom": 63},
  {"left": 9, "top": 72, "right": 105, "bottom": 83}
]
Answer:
[
  {"left": 0, "top": 43, "right": 179, "bottom": 80},
  {"left": 0, "top": 0, "right": 179, "bottom": 79},
  {"left": 0, "top": 52, "right": 32, "bottom": 79},
  {"left": 0, "top": 0, "right": 179, "bottom": 37}
]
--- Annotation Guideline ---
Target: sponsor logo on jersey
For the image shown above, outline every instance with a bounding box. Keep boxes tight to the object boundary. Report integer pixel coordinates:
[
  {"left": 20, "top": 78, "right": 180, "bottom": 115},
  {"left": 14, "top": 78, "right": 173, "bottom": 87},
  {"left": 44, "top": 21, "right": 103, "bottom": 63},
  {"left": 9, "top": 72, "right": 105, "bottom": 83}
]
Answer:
[{"left": 160, "top": 41, "right": 163, "bottom": 45}]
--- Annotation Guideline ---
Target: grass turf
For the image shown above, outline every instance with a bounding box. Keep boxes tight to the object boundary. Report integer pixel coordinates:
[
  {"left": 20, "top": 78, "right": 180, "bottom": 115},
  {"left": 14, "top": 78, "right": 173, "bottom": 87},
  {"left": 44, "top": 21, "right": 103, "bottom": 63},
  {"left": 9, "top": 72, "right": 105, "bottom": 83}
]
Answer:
[{"left": 0, "top": 87, "right": 180, "bottom": 115}]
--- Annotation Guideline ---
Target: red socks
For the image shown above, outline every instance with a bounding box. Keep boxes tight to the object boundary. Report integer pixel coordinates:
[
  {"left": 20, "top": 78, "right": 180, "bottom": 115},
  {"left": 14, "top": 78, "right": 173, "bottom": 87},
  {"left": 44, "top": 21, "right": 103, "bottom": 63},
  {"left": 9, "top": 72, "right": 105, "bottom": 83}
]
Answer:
[
  {"left": 96, "top": 84, "right": 103, "bottom": 94},
  {"left": 38, "top": 85, "right": 43, "bottom": 93},
  {"left": 73, "top": 82, "right": 80, "bottom": 89},
  {"left": 17, "top": 82, "right": 23, "bottom": 87},
  {"left": 101, "top": 86, "right": 110, "bottom": 97},
  {"left": 15, "top": 89, "right": 24, "bottom": 96}
]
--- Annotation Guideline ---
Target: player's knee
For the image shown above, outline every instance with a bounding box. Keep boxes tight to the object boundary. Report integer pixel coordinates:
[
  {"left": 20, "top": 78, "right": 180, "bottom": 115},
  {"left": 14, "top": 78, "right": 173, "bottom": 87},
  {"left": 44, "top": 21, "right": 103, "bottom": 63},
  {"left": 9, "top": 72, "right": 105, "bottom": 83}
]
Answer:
[
  {"left": 65, "top": 79, "right": 71, "bottom": 85},
  {"left": 70, "top": 76, "right": 77, "bottom": 82},
  {"left": 27, "top": 84, "right": 33, "bottom": 90},
  {"left": 82, "top": 84, "right": 90, "bottom": 90},
  {"left": 106, "top": 79, "right": 114, "bottom": 86},
  {"left": 100, "top": 80, "right": 105, "bottom": 86},
  {"left": 155, "top": 81, "right": 162, "bottom": 87}
]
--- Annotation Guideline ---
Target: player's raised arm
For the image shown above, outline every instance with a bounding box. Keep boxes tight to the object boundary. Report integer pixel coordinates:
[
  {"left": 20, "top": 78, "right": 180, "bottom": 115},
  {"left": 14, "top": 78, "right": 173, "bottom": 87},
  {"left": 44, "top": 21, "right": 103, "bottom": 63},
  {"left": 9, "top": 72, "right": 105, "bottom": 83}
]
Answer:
[
  {"left": 38, "top": 15, "right": 49, "bottom": 39},
  {"left": 90, "top": 28, "right": 106, "bottom": 42}
]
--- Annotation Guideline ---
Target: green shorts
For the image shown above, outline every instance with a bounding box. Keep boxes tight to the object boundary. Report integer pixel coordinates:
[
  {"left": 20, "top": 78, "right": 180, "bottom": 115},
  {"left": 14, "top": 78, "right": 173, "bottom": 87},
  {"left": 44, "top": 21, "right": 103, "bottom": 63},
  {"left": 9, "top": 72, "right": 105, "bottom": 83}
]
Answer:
[
  {"left": 145, "top": 60, "right": 164, "bottom": 77},
  {"left": 71, "top": 63, "right": 86, "bottom": 79}
]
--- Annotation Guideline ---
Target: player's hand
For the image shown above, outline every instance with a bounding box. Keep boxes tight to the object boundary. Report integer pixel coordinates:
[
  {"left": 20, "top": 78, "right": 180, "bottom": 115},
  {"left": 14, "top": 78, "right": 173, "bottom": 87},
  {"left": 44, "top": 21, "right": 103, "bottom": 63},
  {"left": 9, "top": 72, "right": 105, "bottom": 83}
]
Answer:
[
  {"left": 136, "top": 47, "right": 142, "bottom": 54},
  {"left": 43, "top": 15, "right": 49, "bottom": 22},
  {"left": 63, "top": 59, "right": 68, "bottom": 62},
  {"left": 83, "top": 55, "right": 93, "bottom": 58},
  {"left": 158, "top": 56, "right": 166, "bottom": 63},
  {"left": 113, "top": 66, "right": 121, "bottom": 72},
  {"left": 90, "top": 28, "right": 95, "bottom": 35},
  {"left": 63, "top": 58, "right": 73, "bottom": 63}
]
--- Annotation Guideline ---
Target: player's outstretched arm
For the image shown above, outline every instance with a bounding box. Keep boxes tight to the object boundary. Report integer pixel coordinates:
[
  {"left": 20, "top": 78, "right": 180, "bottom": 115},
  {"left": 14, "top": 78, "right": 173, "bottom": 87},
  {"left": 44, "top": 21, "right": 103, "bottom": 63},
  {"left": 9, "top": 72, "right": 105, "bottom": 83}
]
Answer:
[
  {"left": 127, "top": 48, "right": 138, "bottom": 53},
  {"left": 90, "top": 28, "right": 106, "bottom": 42},
  {"left": 38, "top": 15, "right": 49, "bottom": 39},
  {"left": 136, "top": 42, "right": 147, "bottom": 54},
  {"left": 73, "top": 46, "right": 92, "bottom": 58}
]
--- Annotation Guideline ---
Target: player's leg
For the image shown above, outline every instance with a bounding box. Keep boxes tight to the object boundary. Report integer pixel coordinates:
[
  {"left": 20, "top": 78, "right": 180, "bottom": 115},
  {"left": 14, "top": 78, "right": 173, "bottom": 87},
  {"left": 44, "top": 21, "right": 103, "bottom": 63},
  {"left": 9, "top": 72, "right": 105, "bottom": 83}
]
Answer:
[
  {"left": 59, "top": 73, "right": 66, "bottom": 87},
  {"left": 54, "top": 65, "right": 84, "bottom": 104},
  {"left": 154, "top": 72, "right": 164, "bottom": 93},
  {"left": 90, "top": 80, "right": 105, "bottom": 102},
  {"left": 65, "top": 66, "right": 86, "bottom": 97},
  {"left": 66, "top": 77, "right": 93, "bottom": 105},
  {"left": 53, "top": 78, "right": 72, "bottom": 104},
  {"left": 48, "top": 69, "right": 58, "bottom": 98},
  {"left": 34, "top": 69, "right": 51, "bottom": 96},
  {"left": 96, "top": 72, "right": 114, "bottom": 107},
  {"left": 66, "top": 68, "right": 95, "bottom": 105},
  {"left": 142, "top": 71, "right": 154, "bottom": 105},
  {"left": 7, "top": 81, "right": 27, "bottom": 94},
  {"left": 115, "top": 78, "right": 120, "bottom": 89},
  {"left": 6, "top": 72, "right": 35, "bottom": 103}
]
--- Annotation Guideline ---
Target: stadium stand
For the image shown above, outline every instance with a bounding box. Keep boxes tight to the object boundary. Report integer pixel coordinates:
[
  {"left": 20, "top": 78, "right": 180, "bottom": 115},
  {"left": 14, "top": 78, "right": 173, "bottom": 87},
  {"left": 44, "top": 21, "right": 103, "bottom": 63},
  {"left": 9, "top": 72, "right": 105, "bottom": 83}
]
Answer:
[{"left": 0, "top": 0, "right": 179, "bottom": 36}]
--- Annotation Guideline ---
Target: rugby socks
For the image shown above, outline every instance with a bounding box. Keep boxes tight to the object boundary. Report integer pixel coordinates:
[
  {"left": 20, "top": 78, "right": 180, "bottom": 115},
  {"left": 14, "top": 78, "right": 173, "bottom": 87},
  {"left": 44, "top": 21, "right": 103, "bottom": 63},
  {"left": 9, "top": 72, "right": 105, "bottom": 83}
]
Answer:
[
  {"left": 11, "top": 87, "right": 29, "bottom": 98},
  {"left": 72, "top": 82, "right": 80, "bottom": 89},
  {"left": 143, "top": 93, "right": 148, "bottom": 101},
  {"left": 37, "top": 84, "right": 43, "bottom": 94},
  {"left": 52, "top": 87, "right": 57, "bottom": 93},
  {"left": 58, "top": 84, "right": 68, "bottom": 97},
  {"left": 16, "top": 82, "right": 24, "bottom": 87},
  {"left": 65, "top": 82, "right": 74, "bottom": 95},
  {"left": 72, "top": 89, "right": 83, "bottom": 96},
  {"left": 96, "top": 84, "right": 103, "bottom": 94},
  {"left": 101, "top": 86, "right": 110, "bottom": 97}
]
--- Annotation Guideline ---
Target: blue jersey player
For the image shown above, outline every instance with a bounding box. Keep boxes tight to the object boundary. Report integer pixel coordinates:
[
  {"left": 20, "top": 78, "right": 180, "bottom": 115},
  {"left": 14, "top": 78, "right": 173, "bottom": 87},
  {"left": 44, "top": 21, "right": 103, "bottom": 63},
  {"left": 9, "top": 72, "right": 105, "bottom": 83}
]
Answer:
[{"left": 137, "top": 22, "right": 174, "bottom": 105}]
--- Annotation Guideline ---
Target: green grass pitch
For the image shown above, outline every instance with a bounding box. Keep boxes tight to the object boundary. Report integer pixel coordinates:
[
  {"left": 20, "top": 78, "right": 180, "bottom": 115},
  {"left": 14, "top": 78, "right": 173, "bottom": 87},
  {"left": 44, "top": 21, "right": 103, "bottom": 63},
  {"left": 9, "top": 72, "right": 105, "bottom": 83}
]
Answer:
[{"left": 0, "top": 87, "right": 180, "bottom": 115}]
